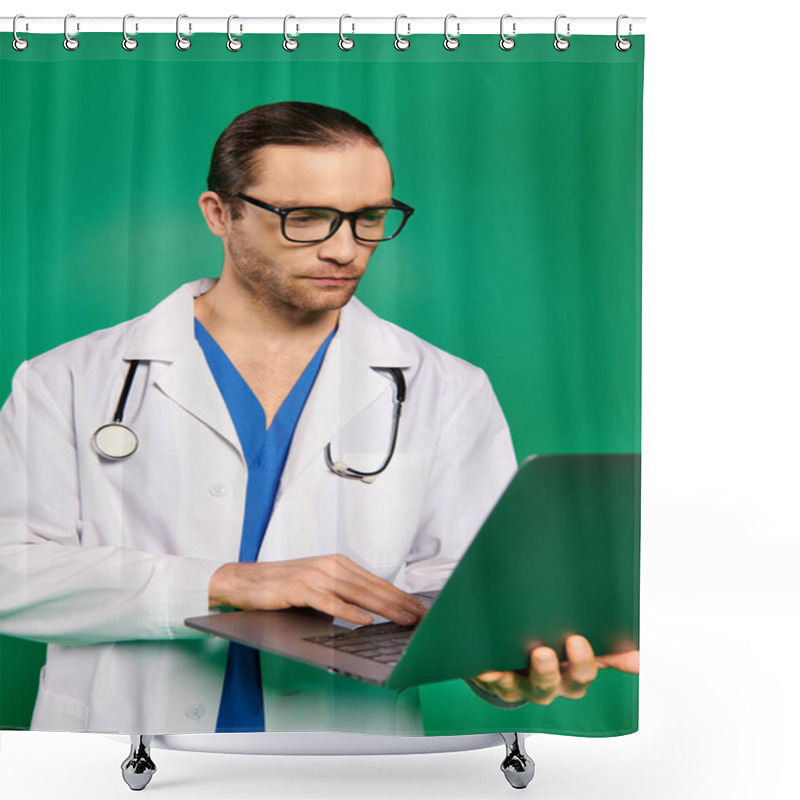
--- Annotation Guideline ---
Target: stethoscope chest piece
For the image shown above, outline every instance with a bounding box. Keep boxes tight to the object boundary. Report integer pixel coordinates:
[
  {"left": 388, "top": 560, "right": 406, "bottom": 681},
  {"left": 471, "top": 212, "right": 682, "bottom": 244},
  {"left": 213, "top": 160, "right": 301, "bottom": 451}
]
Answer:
[
  {"left": 94, "top": 359, "right": 141, "bottom": 460},
  {"left": 92, "top": 423, "right": 139, "bottom": 460}
]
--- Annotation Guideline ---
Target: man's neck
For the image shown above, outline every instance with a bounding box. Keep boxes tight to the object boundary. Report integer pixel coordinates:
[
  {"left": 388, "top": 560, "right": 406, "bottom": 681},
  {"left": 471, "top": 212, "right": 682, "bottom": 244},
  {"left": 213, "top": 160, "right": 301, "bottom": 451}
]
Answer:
[{"left": 194, "top": 276, "right": 340, "bottom": 357}]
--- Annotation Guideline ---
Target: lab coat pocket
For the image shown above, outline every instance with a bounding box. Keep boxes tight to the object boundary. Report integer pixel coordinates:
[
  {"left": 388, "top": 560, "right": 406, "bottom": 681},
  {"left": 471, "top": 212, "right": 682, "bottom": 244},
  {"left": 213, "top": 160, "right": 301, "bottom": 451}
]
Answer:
[
  {"left": 31, "top": 667, "right": 90, "bottom": 731},
  {"left": 336, "top": 452, "right": 432, "bottom": 579}
]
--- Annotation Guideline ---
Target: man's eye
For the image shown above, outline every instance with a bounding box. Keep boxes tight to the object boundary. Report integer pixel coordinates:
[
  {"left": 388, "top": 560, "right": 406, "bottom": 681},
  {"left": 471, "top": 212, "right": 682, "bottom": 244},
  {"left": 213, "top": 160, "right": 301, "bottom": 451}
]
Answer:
[
  {"left": 360, "top": 210, "right": 387, "bottom": 225},
  {"left": 289, "top": 211, "right": 329, "bottom": 225}
]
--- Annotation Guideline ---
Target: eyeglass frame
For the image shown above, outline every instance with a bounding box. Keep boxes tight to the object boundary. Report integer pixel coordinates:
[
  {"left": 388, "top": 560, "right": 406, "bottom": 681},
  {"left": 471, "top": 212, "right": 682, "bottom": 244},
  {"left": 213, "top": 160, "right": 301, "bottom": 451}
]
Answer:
[{"left": 235, "top": 193, "right": 415, "bottom": 243}]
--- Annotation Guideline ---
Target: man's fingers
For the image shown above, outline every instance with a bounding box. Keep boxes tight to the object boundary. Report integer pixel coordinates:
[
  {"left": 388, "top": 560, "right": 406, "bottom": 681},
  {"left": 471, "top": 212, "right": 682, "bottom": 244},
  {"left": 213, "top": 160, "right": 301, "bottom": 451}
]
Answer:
[
  {"left": 326, "top": 577, "right": 422, "bottom": 626},
  {"left": 561, "top": 635, "right": 598, "bottom": 697},
  {"left": 473, "top": 671, "right": 524, "bottom": 703},
  {"left": 317, "top": 555, "right": 428, "bottom": 620},
  {"left": 304, "top": 587, "right": 375, "bottom": 626},
  {"left": 475, "top": 671, "right": 505, "bottom": 682},
  {"left": 528, "top": 647, "right": 561, "bottom": 703},
  {"left": 596, "top": 650, "right": 640, "bottom": 674}
]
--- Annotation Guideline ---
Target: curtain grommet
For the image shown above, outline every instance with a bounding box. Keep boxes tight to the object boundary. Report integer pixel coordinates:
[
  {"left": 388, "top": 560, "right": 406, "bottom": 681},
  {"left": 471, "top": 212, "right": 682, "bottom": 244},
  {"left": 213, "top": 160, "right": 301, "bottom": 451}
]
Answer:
[
  {"left": 443, "top": 14, "right": 460, "bottom": 51},
  {"left": 176, "top": 14, "right": 191, "bottom": 51},
  {"left": 499, "top": 14, "right": 516, "bottom": 50},
  {"left": 12, "top": 15, "right": 28, "bottom": 51},
  {"left": 394, "top": 15, "right": 410, "bottom": 50},
  {"left": 227, "top": 15, "right": 243, "bottom": 51},
  {"left": 283, "top": 15, "right": 299, "bottom": 51},
  {"left": 339, "top": 15, "right": 355, "bottom": 50},
  {"left": 554, "top": 15, "right": 570, "bottom": 51},
  {"left": 122, "top": 14, "right": 138, "bottom": 51},
  {"left": 615, "top": 15, "right": 632, "bottom": 51},
  {"left": 63, "top": 13, "right": 79, "bottom": 51}
]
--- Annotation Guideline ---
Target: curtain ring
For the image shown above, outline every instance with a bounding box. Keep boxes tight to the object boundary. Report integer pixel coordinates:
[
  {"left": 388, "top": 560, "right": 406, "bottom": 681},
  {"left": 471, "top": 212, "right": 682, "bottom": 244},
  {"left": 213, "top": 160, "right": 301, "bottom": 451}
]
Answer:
[
  {"left": 499, "top": 14, "right": 515, "bottom": 50},
  {"left": 339, "top": 15, "right": 355, "bottom": 50},
  {"left": 443, "top": 14, "right": 460, "bottom": 51},
  {"left": 12, "top": 14, "right": 28, "bottom": 51},
  {"left": 227, "top": 15, "right": 243, "bottom": 51},
  {"left": 554, "top": 14, "right": 570, "bottom": 51},
  {"left": 394, "top": 15, "right": 410, "bottom": 50},
  {"left": 616, "top": 15, "right": 632, "bottom": 51},
  {"left": 175, "top": 14, "right": 191, "bottom": 50},
  {"left": 122, "top": 15, "right": 138, "bottom": 51},
  {"left": 283, "top": 15, "right": 299, "bottom": 51},
  {"left": 64, "top": 13, "right": 79, "bottom": 51}
]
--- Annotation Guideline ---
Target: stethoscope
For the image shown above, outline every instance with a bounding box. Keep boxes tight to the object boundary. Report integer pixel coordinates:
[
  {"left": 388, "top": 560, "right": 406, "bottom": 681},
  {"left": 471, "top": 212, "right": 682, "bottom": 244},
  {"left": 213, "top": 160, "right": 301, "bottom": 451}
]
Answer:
[
  {"left": 92, "top": 361, "right": 407, "bottom": 484},
  {"left": 324, "top": 367, "right": 406, "bottom": 484}
]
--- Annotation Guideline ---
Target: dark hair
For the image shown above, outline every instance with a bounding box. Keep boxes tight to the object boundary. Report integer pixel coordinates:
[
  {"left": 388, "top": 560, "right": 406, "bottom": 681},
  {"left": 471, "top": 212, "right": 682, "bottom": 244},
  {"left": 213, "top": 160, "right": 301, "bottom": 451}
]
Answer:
[{"left": 207, "top": 102, "right": 385, "bottom": 219}]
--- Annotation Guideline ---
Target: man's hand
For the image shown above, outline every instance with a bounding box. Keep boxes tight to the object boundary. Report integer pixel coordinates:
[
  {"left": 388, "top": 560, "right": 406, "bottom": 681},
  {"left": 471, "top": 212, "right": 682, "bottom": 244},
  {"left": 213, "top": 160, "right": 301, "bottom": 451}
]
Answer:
[
  {"left": 470, "top": 635, "right": 639, "bottom": 706},
  {"left": 208, "top": 555, "right": 428, "bottom": 626}
]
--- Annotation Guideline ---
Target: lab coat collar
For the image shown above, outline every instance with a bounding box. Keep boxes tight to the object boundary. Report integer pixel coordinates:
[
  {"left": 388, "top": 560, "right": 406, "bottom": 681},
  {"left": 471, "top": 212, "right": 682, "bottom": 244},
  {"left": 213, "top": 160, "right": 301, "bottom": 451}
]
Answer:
[
  {"left": 122, "top": 277, "right": 218, "bottom": 362},
  {"left": 120, "top": 278, "right": 417, "bottom": 476},
  {"left": 121, "top": 277, "right": 413, "bottom": 368},
  {"left": 123, "top": 278, "right": 240, "bottom": 454}
]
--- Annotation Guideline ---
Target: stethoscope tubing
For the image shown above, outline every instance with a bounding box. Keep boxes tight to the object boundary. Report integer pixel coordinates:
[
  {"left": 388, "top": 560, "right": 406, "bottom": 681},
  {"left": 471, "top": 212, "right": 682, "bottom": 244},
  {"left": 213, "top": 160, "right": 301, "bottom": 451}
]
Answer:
[
  {"left": 93, "top": 360, "right": 406, "bottom": 482},
  {"left": 324, "top": 367, "right": 406, "bottom": 481},
  {"left": 114, "top": 360, "right": 140, "bottom": 422}
]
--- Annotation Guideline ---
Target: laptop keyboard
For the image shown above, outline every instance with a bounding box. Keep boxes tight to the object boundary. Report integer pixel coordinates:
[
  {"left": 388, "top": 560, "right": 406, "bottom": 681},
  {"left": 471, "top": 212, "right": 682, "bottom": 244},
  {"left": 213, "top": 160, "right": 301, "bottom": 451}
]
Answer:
[{"left": 304, "top": 622, "right": 415, "bottom": 666}]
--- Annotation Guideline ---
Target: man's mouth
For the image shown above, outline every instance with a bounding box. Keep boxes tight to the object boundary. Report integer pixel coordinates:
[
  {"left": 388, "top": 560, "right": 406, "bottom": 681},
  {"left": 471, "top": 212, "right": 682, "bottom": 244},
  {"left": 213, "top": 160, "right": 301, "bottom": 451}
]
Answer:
[{"left": 306, "top": 276, "right": 358, "bottom": 283}]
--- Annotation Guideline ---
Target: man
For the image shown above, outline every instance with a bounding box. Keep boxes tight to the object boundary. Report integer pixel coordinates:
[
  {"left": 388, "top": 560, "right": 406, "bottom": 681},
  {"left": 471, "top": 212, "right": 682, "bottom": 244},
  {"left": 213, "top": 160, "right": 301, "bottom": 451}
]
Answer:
[{"left": 1, "top": 102, "right": 636, "bottom": 735}]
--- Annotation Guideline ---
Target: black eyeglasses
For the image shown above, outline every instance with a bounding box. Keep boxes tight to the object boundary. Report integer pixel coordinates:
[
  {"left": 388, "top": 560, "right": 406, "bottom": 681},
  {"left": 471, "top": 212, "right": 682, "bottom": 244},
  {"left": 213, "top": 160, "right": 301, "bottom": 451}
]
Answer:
[{"left": 236, "top": 193, "right": 415, "bottom": 243}]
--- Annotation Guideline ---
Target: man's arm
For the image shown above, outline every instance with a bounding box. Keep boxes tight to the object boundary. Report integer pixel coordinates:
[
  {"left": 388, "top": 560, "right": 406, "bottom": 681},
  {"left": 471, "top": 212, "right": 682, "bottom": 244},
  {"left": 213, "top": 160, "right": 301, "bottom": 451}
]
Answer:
[
  {"left": 0, "top": 361, "right": 225, "bottom": 646},
  {"left": 208, "top": 555, "right": 428, "bottom": 626}
]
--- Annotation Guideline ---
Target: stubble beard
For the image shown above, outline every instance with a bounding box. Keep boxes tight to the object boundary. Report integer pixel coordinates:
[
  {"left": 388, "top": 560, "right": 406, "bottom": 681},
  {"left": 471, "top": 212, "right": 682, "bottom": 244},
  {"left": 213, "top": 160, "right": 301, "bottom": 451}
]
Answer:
[{"left": 227, "top": 229, "right": 359, "bottom": 315}]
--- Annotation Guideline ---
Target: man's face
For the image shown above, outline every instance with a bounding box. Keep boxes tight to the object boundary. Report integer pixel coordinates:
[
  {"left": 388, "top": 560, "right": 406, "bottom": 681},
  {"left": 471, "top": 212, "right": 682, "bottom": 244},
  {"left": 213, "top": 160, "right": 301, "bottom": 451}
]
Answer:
[{"left": 223, "top": 141, "right": 394, "bottom": 314}]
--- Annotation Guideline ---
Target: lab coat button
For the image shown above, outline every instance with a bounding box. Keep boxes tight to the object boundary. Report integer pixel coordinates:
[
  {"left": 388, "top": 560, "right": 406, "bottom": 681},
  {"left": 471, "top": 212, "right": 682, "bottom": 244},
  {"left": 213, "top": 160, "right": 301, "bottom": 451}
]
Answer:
[
  {"left": 185, "top": 703, "right": 206, "bottom": 719},
  {"left": 209, "top": 483, "right": 229, "bottom": 497}
]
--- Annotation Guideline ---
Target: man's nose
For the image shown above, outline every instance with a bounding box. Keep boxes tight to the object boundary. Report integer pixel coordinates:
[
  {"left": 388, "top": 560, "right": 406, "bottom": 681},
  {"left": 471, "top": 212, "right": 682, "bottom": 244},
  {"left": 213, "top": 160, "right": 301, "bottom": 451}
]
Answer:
[{"left": 317, "top": 220, "right": 358, "bottom": 263}]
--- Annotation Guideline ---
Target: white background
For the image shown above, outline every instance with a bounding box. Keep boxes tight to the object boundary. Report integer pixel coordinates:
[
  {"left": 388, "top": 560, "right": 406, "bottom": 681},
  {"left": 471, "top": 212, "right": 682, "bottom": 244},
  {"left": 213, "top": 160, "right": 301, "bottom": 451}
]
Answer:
[{"left": 2, "top": 1, "right": 798, "bottom": 798}]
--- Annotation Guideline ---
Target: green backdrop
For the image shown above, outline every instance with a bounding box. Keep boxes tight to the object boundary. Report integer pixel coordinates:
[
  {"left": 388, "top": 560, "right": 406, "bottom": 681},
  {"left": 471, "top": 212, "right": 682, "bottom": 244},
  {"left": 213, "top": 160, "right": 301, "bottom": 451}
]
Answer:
[{"left": 0, "top": 33, "right": 643, "bottom": 735}]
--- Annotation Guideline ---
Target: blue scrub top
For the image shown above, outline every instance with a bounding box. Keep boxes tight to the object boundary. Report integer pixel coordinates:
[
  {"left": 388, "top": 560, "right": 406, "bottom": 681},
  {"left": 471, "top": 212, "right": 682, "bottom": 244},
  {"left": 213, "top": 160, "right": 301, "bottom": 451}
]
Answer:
[{"left": 194, "top": 317, "right": 336, "bottom": 732}]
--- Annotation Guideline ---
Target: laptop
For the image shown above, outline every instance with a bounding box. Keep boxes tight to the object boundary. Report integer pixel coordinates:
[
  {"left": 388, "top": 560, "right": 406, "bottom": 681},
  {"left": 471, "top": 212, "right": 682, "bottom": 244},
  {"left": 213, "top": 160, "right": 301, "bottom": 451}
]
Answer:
[{"left": 185, "top": 454, "right": 640, "bottom": 691}]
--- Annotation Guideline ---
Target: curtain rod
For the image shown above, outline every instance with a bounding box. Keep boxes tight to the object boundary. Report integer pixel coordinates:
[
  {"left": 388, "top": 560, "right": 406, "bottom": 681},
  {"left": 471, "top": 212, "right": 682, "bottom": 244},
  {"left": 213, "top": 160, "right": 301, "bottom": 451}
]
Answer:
[{"left": 1, "top": 16, "right": 645, "bottom": 37}]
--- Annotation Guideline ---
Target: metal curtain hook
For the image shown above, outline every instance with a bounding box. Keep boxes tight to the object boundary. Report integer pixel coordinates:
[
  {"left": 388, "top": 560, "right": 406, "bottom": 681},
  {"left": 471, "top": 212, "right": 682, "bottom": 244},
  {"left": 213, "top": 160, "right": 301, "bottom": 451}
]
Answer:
[
  {"left": 122, "top": 15, "right": 138, "bottom": 51},
  {"left": 443, "top": 14, "right": 460, "bottom": 51},
  {"left": 64, "top": 13, "right": 79, "bottom": 51},
  {"left": 283, "top": 15, "right": 299, "bottom": 51},
  {"left": 616, "top": 14, "right": 632, "bottom": 51},
  {"left": 339, "top": 14, "right": 355, "bottom": 50},
  {"left": 499, "top": 14, "right": 515, "bottom": 50},
  {"left": 227, "top": 15, "right": 242, "bottom": 51},
  {"left": 12, "top": 14, "right": 29, "bottom": 51},
  {"left": 554, "top": 14, "right": 570, "bottom": 51},
  {"left": 394, "top": 14, "right": 410, "bottom": 50},
  {"left": 176, "top": 14, "right": 191, "bottom": 50}
]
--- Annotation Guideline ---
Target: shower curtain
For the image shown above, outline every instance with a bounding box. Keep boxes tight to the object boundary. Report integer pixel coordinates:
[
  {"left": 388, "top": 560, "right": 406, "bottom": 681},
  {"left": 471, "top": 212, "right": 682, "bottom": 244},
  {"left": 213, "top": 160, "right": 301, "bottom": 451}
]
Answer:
[{"left": 0, "top": 27, "right": 643, "bottom": 738}]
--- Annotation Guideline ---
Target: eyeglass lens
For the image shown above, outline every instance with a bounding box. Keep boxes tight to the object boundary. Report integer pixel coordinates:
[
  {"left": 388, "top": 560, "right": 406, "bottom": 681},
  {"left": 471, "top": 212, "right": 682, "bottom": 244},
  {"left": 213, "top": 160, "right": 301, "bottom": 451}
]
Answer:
[{"left": 284, "top": 207, "right": 405, "bottom": 242}]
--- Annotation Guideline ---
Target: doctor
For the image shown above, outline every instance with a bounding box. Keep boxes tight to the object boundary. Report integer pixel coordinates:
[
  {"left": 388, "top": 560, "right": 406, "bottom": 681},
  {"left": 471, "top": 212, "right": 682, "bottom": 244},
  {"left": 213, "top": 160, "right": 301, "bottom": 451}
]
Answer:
[{"left": 1, "top": 102, "right": 634, "bottom": 735}]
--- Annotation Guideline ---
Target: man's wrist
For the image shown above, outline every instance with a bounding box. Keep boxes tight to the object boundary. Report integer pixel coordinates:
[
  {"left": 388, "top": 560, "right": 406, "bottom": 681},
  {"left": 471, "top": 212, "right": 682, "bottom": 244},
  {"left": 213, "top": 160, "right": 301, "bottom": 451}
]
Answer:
[{"left": 208, "top": 562, "right": 237, "bottom": 609}]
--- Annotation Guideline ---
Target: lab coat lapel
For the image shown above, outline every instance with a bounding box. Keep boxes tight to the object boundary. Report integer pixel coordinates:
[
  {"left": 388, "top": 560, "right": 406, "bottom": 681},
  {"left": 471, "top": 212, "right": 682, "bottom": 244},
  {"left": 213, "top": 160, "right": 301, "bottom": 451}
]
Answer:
[
  {"left": 278, "top": 297, "right": 413, "bottom": 493},
  {"left": 154, "top": 348, "right": 242, "bottom": 455},
  {"left": 122, "top": 278, "right": 243, "bottom": 457}
]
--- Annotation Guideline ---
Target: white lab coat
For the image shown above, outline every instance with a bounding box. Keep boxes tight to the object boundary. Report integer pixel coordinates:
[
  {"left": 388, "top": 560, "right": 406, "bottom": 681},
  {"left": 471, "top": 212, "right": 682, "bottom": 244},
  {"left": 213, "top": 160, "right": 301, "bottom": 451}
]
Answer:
[{"left": 1, "top": 278, "right": 517, "bottom": 734}]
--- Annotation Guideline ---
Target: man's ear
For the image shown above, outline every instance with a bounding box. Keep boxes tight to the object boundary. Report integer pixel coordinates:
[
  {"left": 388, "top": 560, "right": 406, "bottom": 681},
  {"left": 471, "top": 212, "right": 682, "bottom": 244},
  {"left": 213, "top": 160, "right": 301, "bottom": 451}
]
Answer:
[{"left": 198, "top": 191, "right": 230, "bottom": 238}]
